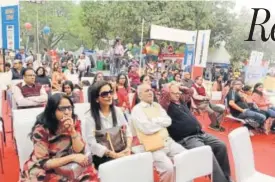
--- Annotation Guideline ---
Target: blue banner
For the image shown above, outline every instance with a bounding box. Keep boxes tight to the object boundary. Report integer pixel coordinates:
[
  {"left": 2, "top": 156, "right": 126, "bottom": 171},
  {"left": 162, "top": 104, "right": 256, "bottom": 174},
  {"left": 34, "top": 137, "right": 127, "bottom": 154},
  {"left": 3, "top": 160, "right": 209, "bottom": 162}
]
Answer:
[
  {"left": 1, "top": 5, "right": 20, "bottom": 50},
  {"left": 183, "top": 44, "right": 194, "bottom": 72}
]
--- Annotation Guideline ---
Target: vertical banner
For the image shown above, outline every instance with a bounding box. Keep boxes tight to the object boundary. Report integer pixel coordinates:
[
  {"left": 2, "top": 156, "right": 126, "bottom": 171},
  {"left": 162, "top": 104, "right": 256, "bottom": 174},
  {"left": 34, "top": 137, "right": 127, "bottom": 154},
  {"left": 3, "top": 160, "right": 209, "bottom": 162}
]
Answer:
[
  {"left": 1, "top": 5, "right": 20, "bottom": 50},
  {"left": 183, "top": 44, "right": 194, "bottom": 72},
  {"left": 194, "top": 30, "right": 211, "bottom": 67},
  {"left": 249, "top": 51, "right": 263, "bottom": 66}
]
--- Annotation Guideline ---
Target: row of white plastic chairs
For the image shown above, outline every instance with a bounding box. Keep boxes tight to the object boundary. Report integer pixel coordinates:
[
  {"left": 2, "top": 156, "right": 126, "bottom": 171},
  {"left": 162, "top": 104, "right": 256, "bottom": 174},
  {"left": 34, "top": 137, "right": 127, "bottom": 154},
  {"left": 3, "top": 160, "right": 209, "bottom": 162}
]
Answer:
[{"left": 11, "top": 102, "right": 275, "bottom": 182}]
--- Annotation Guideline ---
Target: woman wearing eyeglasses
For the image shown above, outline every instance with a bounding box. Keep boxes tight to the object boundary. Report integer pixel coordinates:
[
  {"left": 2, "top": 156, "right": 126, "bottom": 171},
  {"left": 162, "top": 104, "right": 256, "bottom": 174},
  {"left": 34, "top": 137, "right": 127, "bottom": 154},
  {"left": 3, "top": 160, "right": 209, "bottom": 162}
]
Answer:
[
  {"left": 85, "top": 81, "right": 132, "bottom": 169},
  {"left": 21, "top": 93, "right": 98, "bottom": 182}
]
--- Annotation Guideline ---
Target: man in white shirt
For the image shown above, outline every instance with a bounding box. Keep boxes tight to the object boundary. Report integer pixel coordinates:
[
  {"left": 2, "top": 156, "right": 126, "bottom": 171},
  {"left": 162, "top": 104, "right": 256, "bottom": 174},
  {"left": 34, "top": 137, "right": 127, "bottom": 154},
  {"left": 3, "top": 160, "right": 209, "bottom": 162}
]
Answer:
[
  {"left": 112, "top": 37, "right": 124, "bottom": 75},
  {"left": 13, "top": 68, "right": 48, "bottom": 109},
  {"left": 131, "top": 84, "right": 186, "bottom": 182}
]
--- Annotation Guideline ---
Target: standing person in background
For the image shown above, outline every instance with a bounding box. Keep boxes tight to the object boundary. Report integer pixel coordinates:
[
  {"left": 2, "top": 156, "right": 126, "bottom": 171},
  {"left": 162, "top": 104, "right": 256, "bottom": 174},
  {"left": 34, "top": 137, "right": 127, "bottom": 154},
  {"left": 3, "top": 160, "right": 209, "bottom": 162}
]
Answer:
[
  {"left": 113, "top": 37, "right": 124, "bottom": 76},
  {"left": 15, "top": 46, "right": 28, "bottom": 65},
  {"left": 76, "top": 53, "right": 87, "bottom": 81},
  {"left": 85, "top": 53, "right": 91, "bottom": 75},
  {"left": 43, "top": 48, "right": 52, "bottom": 67}
]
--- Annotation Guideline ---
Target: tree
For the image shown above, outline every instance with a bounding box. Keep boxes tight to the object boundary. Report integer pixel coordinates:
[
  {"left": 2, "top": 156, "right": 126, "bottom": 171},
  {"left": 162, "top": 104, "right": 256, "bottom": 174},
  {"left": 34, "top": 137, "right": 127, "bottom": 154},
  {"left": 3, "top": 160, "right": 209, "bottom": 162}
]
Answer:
[
  {"left": 81, "top": 1, "right": 236, "bottom": 48},
  {"left": 20, "top": 1, "right": 92, "bottom": 52}
]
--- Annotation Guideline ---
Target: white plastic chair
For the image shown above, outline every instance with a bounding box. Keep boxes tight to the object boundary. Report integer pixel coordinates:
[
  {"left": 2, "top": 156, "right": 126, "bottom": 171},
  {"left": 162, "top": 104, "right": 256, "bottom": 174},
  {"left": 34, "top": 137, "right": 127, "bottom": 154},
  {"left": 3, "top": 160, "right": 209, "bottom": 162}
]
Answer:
[
  {"left": 229, "top": 127, "right": 275, "bottom": 182},
  {"left": 82, "top": 86, "right": 89, "bottom": 103},
  {"left": 98, "top": 152, "right": 154, "bottom": 182},
  {"left": 13, "top": 107, "right": 44, "bottom": 170},
  {"left": 174, "top": 146, "right": 213, "bottom": 182},
  {"left": 13, "top": 103, "right": 90, "bottom": 171}
]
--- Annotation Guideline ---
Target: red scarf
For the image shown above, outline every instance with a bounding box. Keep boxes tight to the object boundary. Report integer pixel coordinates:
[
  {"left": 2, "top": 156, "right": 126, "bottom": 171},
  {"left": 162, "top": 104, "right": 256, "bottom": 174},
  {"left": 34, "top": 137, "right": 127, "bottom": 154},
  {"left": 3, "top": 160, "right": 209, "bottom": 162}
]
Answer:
[{"left": 192, "top": 84, "right": 206, "bottom": 96}]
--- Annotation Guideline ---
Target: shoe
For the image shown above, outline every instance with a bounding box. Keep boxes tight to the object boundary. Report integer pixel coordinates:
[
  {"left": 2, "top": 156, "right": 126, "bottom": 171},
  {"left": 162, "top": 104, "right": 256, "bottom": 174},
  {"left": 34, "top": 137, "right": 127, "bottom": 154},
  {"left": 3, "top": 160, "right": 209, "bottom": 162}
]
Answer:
[
  {"left": 208, "top": 125, "right": 223, "bottom": 132},
  {"left": 219, "top": 126, "right": 226, "bottom": 132}
]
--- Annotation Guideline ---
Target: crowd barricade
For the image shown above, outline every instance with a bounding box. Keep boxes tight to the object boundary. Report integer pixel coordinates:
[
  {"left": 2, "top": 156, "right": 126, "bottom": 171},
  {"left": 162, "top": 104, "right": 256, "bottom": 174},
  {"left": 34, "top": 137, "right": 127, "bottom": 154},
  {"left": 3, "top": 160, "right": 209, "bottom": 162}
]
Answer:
[{"left": 13, "top": 103, "right": 90, "bottom": 172}]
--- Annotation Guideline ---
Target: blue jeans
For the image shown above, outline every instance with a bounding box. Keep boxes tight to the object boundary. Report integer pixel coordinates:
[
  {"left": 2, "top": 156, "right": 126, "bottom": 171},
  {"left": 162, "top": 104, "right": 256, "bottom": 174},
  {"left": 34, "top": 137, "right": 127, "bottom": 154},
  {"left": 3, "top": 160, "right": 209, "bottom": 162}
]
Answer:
[
  {"left": 267, "top": 107, "right": 275, "bottom": 118},
  {"left": 238, "top": 109, "right": 266, "bottom": 125}
]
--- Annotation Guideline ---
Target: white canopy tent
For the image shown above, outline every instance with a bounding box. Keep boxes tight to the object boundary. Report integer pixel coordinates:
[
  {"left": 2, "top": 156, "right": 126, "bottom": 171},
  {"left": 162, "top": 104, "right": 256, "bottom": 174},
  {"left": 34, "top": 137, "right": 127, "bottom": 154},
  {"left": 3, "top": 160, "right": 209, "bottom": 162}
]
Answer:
[{"left": 207, "top": 42, "right": 231, "bottom": 65}]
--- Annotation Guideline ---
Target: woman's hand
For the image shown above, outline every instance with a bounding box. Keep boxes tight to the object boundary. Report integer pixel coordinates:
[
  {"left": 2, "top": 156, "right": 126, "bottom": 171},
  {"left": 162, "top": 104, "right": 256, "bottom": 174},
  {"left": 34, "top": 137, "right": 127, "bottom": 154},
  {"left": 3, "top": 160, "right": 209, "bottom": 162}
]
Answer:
[
  {"left": 106, "top": 150, "right": 125, "bottom": 159},
  {"left": 72, "top": 154, "right": 89, "bottom": 167},
  {"left": 61, "top": 116, "right": 76, "bottom": 135},
  {"left": 118, "top": 147, "right": 131, "bottom": 156}
]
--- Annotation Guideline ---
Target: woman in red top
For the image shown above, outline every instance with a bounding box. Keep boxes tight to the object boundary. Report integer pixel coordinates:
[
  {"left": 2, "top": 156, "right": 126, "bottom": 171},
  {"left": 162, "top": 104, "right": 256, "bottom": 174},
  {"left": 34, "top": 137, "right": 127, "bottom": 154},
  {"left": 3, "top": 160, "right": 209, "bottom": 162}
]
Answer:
[
  {"left": 128, "top": 65, "right": 140, "bottom": 89},
  {"left": 116, "top": 73, "right": 131, "bottom": 112}
]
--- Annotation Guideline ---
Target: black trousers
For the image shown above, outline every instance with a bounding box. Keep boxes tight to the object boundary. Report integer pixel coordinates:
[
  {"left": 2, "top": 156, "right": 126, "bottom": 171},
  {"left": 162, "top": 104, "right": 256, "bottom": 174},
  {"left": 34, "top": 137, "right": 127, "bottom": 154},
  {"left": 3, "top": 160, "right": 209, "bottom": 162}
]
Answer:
[
  {"left": 179, "top": 132, "right": 231, "bottom": 182},
  {"left": 93, "top": 155, "right": 113, "bottom": 170}
]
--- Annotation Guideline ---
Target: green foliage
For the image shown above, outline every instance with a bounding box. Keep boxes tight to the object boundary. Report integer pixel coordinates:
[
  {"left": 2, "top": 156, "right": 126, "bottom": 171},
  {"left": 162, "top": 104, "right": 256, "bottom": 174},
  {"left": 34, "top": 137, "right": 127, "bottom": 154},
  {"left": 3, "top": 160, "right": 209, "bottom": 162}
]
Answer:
[{"left": 20, "top": 1, "right": 92, "bottom": 52}]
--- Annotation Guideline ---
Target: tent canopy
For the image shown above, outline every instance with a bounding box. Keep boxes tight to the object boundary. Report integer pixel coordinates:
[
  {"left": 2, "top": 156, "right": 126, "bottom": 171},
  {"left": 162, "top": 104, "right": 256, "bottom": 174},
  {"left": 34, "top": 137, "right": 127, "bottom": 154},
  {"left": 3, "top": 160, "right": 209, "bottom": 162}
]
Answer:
[{"left": 207, "top": 42, "right": 231, "bottom": 64}]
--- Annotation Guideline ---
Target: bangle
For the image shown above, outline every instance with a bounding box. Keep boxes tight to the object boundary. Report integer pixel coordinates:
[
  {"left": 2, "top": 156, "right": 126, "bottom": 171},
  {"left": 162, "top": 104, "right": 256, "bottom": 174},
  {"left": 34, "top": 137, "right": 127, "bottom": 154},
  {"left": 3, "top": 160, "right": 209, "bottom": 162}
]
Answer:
[{"left": 71, "top": 133, "right": 79, "bottom": 139}]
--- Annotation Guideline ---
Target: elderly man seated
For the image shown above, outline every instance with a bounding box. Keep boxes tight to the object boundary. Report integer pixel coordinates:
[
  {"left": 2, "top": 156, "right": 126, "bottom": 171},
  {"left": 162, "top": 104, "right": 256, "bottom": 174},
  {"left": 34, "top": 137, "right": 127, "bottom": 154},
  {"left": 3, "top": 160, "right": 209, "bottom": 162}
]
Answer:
[
  {"left": 13, "top": 68, "right": 48, "bottom": 109},
  {"left": 160, "top": 83, "right": 232, "bottom": 182},
  {"left": 192, "top": 76, "right": 225, "bottom": 131},
  {"left": 131, "top": 84, "right": 186, "bottom": 182}
]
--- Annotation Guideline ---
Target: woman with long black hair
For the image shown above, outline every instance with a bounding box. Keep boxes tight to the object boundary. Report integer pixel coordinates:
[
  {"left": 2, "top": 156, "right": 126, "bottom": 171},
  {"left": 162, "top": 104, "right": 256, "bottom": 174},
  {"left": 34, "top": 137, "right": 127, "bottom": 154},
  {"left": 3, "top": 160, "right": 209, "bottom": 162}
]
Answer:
[
  {"left": 85, "top": 81, "right": 132, "bottom": 169},
  {"left": 21, "top": 93, "right": 97, "bottom": 182}
]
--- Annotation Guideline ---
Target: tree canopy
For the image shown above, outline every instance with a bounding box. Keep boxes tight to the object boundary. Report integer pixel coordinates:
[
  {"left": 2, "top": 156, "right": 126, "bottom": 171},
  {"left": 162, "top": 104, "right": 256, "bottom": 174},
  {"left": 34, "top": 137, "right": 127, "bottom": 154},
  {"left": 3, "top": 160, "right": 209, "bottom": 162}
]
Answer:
[{"left": 19, "top": 1, "right": 275, "bottom": 64}]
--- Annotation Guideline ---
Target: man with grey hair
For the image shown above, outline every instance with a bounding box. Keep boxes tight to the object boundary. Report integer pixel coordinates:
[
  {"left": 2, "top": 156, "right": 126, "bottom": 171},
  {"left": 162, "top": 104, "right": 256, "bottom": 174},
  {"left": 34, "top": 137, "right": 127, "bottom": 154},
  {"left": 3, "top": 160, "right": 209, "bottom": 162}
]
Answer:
[{"left": 132, "top": 84, "right": 186, "bottom": 182}]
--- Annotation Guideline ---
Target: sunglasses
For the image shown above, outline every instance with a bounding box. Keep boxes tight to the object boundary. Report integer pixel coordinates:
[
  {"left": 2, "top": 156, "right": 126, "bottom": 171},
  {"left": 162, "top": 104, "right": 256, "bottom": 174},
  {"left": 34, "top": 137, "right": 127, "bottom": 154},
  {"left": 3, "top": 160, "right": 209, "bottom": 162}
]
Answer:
[
  {"left": 99, "top": 90, "right": 113, "bottom": 98},
  {"left": 57, "top": 106, "right": 73, "bottom": 112}
]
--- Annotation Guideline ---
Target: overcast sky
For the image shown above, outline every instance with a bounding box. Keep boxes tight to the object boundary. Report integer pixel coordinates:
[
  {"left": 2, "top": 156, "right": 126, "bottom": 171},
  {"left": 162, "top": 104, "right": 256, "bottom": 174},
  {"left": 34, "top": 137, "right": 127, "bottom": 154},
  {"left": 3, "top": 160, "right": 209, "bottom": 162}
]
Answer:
[{"left": 235, "top": 0, "right": 275, "bottom": 14}]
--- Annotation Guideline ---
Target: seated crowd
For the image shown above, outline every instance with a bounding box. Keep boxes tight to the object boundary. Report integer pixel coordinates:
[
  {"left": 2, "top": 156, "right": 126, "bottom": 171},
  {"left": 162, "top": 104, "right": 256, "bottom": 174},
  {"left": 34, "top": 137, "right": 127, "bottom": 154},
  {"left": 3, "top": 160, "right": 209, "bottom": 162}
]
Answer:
[{"left": 4, "top": 56, "right": 274, "bottom": 182}]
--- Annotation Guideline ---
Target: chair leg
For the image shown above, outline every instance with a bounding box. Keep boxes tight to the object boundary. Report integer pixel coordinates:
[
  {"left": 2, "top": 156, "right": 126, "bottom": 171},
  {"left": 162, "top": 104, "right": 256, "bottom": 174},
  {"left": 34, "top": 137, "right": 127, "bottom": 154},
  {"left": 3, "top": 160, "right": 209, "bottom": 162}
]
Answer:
[
  {"left": 0, "top": 118, "right": 6, "bottom": 145},
  {"left": 0, "top": 145, "right": 3, "bottom": 174},
  {"left": 0, "top": 131, "right": 4, "bottom": 158}
]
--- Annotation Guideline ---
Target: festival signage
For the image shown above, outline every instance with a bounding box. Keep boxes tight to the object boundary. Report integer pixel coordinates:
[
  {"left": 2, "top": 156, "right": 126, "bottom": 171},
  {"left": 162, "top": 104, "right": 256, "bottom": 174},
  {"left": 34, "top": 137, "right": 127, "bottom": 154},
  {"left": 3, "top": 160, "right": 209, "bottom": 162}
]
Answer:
[
  {"left": 1, "top": 3, "right": 20, "bottom": 50},
  {"left": 194, "top": 30, "right": 211, "bottom": 68},
  {"left": 245, "top": 66, "right": 265, "bottom": 85},
  {"left": 249, "top": 51, "right": 264, "bottom": 66}
]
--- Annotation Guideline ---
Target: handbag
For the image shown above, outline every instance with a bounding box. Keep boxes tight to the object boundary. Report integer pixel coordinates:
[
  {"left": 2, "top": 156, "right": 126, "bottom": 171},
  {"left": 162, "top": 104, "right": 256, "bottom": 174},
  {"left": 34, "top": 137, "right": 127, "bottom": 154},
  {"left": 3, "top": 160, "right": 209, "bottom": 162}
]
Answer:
[
  {"left": 134, "top": 103, "right": 166, "bottom": 152},
  {"left": 54, "top": 152, "right": 93, "bottom": 180},
  {"left": 95, "top": 126, "right": 127, "bottom": 152}
]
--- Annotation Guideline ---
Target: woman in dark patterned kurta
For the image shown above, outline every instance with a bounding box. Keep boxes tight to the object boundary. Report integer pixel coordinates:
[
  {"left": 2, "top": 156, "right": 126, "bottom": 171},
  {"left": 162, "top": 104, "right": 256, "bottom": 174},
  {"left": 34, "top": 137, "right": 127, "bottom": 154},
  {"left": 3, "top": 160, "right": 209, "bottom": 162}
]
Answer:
[{"left": 21, "top": 93, "right": 98, "bottom": 182}]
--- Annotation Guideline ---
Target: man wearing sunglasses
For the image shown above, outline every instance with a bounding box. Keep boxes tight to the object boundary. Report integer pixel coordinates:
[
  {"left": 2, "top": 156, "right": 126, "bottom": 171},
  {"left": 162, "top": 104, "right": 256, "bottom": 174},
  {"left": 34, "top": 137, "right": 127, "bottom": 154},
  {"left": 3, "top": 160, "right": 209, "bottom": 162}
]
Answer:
[
  {"left": 131, "top": 84, "right": 186, "bottom": 182},
  {"left": 13, "top": 68, "right": 48, "bottom": 109}
]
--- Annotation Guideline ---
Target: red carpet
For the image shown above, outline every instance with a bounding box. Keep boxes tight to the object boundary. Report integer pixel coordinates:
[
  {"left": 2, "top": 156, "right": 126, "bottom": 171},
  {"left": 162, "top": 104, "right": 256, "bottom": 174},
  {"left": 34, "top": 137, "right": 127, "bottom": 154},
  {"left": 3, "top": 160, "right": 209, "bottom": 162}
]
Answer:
[{"left": 1, "top": 98, "right": 275, "bottom": 182}]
